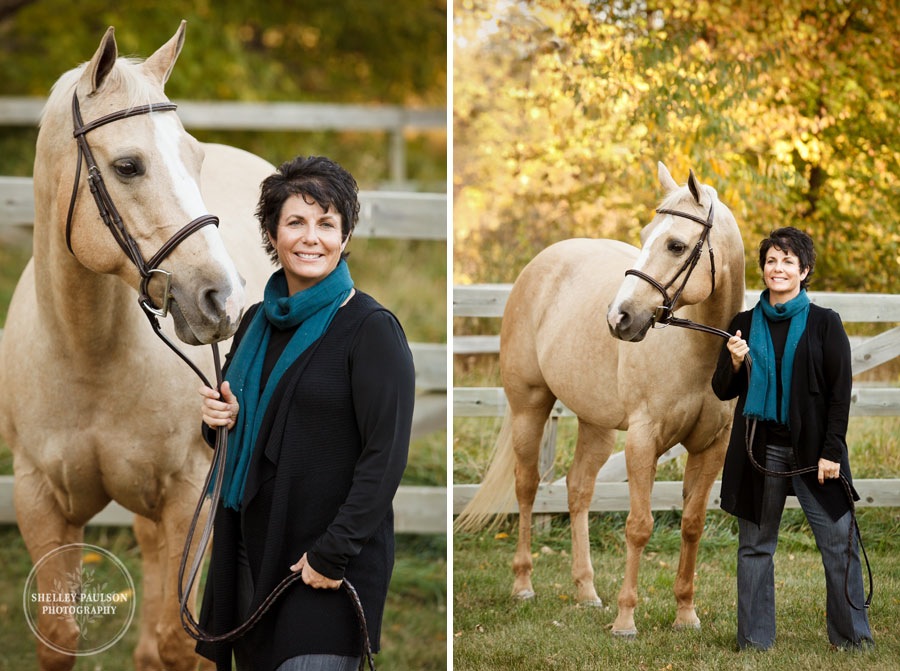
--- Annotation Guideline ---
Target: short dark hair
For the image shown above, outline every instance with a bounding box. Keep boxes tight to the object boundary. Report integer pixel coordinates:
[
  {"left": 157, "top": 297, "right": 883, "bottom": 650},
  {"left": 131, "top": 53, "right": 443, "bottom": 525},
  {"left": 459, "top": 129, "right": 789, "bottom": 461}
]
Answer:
[
  {"left": 757, "top": 226, "right": 816, "bottom": 290},
  {"left": 255, "top": 156, "right": 360, "bottom": 264}
]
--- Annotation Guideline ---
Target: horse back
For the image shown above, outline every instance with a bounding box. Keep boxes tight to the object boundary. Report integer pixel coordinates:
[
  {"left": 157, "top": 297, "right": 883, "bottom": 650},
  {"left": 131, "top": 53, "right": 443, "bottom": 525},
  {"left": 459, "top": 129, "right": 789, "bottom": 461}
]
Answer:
[{"left": 200, "top": 143, "right": 273, "bottom": 307}]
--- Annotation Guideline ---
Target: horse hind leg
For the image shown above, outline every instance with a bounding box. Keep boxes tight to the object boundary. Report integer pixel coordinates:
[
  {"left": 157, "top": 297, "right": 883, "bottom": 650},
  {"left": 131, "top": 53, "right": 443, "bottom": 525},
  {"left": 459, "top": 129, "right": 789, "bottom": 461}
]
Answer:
[
  {"left": 508, "top": 391, "right": 556, "bottom": 600},
  {"left": 566, "top": 421, "right": 616, "bottom": 606}
]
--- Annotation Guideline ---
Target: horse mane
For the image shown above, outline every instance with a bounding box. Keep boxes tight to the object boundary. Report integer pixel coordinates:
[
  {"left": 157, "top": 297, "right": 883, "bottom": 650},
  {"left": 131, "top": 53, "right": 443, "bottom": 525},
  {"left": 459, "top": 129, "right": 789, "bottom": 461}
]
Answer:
[{"left": 41, "top": 57, "right": 163, "bottom": 127}]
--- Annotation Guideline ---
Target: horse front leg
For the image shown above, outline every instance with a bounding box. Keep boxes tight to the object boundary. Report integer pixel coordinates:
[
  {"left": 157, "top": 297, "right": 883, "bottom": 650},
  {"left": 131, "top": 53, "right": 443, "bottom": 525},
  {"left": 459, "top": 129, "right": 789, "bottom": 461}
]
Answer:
[
  {"left": 566, "top": 421, "right": 615, "bottom": 605},
  {"left": 133, "top": 514, "right": 163, "bottom": 671},
  {"left": 673, "top": 438, "right": 727, "bottom": 631},
  {"left": 14, "top": 468, "right": 84, "bottom": 671},
  {"left": 156, "top": 485, "right": 210, "bottom": 671},
  {"left": 612, "top": 436, "right": 658, "bottom": 638}
]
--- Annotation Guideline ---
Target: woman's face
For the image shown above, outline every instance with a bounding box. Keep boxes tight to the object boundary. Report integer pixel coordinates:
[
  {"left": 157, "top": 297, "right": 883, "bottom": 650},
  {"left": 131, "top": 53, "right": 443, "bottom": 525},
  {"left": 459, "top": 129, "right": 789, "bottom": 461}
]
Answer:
[
  {"left": 269, "top": 193, "right": 345, "bottom": 294},
  {"left": 762, "top": 245, "right": 808, "bottom": 303}
]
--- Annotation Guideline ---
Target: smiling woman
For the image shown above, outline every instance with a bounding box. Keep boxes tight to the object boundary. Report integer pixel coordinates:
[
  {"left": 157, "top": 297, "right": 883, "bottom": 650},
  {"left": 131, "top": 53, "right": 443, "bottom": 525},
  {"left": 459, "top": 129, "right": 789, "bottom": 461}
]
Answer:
[{"left": 197, "top": 155, "right": 416, "bottom": 671}]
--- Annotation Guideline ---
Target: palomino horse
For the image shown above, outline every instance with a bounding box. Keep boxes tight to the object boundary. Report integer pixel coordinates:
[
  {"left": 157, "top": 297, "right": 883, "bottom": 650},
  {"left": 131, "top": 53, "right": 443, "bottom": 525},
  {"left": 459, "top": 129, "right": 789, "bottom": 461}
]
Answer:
[
  {"left": 456, "top": 163, "right": 745, "bottom": 636},
  {"left": 0, "top": 24, "right": 272, "bottom": 669}
]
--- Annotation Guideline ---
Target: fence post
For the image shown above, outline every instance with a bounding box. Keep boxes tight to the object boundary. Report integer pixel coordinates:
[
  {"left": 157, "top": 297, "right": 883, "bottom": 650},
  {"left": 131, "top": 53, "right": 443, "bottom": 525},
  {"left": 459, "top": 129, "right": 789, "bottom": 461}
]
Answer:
[{"left": 389, "top": 128, "right": 406, "bottom": 185}]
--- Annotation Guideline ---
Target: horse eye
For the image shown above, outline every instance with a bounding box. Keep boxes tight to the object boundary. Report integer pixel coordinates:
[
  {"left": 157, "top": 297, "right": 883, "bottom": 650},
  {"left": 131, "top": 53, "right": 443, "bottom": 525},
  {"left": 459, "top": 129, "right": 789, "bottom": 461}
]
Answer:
[
  {"left": 113, "top": 158, "right": 144, "bottom": 178},
  {"left": 667, "top": 240, "right": 687, "bottom": 255}
]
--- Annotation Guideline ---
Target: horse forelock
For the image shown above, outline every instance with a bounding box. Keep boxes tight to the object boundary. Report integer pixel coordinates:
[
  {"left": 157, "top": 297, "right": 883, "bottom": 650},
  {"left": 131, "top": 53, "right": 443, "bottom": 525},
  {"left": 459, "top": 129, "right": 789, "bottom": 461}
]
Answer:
[{"left": 40, "top": 57, "right": 165, "bottom": 129}]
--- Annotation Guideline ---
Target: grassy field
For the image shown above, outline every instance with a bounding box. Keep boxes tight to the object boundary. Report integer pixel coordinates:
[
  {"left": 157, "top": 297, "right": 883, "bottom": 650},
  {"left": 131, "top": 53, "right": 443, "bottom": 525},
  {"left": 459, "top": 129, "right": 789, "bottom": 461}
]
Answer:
[
  {"left": 452, "top": 341, "right": 900, "bottom": 670},
  {"left": 0, "top": 526, "right": 446, "bottom": 670},
  {"left": 453, "top": 509, "right": 900, "bottom": 671}
]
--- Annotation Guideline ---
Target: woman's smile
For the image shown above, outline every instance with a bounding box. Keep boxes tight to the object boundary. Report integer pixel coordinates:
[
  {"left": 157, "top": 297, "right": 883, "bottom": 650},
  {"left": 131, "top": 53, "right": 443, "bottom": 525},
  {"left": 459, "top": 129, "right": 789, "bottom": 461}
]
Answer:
[{"left": 270, "top": 193, "right": 345, "bottom": 294}]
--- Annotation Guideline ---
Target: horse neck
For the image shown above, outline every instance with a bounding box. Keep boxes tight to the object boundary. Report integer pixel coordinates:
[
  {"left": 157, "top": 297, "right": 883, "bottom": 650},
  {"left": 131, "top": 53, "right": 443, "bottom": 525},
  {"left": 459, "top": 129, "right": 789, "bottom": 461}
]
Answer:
[{"left": 31, "top": 164, "right": 142, "bottom": 360}]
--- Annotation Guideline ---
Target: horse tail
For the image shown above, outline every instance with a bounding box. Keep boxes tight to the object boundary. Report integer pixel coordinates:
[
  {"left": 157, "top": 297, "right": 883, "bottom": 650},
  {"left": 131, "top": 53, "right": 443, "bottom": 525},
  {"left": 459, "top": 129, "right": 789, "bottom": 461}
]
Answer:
[{"left": 454, "top": 407, "right": 518, "bottom": 532}]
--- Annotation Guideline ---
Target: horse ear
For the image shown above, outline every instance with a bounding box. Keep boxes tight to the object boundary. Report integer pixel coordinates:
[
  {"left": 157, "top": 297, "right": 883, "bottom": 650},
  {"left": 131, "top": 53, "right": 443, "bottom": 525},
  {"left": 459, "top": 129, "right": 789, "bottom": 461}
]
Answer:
[
  {"left": 83, "top": 26, "right": 118, "bottom": 95},
  {"left": 687, "top": 169, "right": 703, "bottom": 204},
  {"left": 143, "top": 20, "right": 187, "bottom": 86},
  {"left": 658, "top": 162, "right": 678, "bottom": 193}
]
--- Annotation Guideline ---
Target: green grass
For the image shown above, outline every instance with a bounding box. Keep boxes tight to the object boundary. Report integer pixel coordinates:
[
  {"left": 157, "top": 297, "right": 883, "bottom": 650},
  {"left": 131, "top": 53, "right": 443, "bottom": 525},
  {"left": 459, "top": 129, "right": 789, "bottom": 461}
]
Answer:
[
  {"left": 453, "top": 509, "right": 900, "bottom": 671},
  {"left": 0, "top": 526, "right": 446, "bottom": 670},
  {"left": 452, "top": 348, "right": 900, "bottom": 670}
]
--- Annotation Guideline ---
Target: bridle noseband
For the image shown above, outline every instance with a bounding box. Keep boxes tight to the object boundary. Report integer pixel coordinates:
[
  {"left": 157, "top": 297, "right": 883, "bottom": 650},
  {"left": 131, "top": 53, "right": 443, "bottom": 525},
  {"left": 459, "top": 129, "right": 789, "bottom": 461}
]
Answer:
[
  {"left": 65, "top": 92, "right": 219, "bottom": 319},
  {"left": 624, "top": 199, "right": 716, "bottom": 328}
]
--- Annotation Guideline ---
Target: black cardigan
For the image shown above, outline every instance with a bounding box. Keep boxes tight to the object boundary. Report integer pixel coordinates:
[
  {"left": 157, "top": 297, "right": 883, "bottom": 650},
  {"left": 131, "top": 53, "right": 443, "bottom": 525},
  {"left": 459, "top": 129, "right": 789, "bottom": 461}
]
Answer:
[
  {"left": 711, "top": 303, "right": 858, "bottom": 524},
  {"left": 196, "top": 292, "right": 415, "bottom": 670}
]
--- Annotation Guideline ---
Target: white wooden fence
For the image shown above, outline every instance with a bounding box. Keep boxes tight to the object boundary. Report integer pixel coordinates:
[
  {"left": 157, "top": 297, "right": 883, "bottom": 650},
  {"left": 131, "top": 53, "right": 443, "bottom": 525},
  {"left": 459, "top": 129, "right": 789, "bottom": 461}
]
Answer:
[
  {"left": 0, "top": 97, "right": 446, "bottom": 186},
  {"left": 453, "top": 284, "right": 900, "bottom": 514},
  {"left": 0, "top": 172, "right": 448, "bottom": 533}
]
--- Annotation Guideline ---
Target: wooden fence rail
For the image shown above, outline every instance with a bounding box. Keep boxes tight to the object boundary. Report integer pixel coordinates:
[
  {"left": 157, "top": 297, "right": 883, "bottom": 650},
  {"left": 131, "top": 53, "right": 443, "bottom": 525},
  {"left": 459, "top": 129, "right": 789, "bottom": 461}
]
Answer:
[
  {"left": 0, "top": 176, "right": 447, "bottom": 239},
  {"left": 0, "top": 97, "right": 446, "bottom": 185},
  {"left": 453, "top": 283, "right": 900, "bottom": 515}
]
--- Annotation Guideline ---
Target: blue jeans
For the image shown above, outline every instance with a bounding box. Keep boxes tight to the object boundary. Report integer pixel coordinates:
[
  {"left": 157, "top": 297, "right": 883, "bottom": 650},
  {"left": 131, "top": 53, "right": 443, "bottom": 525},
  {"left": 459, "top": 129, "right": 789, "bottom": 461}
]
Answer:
[
  {"left": 736, "top": 444, "right": 873, "bottom": 650},
  {"left": 275, "top": 655, "right": 361, "bottom": 671}
]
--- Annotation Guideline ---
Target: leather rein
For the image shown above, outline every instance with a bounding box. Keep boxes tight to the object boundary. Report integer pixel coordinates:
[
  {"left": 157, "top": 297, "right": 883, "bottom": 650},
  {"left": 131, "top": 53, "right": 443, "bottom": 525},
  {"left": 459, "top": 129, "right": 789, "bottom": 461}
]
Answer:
[
  {"left": 66, "top": 92, "right": 376, "bottom": 668},
  {"left": 626, "top": 201, "right": 873, "bottom": 611}
]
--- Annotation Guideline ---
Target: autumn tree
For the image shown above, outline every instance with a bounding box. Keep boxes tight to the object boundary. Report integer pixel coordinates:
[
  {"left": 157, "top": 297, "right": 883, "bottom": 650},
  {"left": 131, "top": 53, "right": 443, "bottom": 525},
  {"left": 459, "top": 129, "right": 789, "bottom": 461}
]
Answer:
[{"left": 453, "top": 0, "right": 900, "bottom": 293}]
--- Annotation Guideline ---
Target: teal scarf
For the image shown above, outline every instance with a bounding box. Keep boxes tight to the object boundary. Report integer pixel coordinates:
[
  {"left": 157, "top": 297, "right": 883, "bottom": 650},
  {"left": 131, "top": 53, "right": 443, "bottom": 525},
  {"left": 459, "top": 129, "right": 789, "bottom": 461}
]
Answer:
[
  {"left": 743, "top": 289, "right": 810, "bottom": 426},
  {"left": 218, "top": 260, "right": 354, "bottom": 510}
]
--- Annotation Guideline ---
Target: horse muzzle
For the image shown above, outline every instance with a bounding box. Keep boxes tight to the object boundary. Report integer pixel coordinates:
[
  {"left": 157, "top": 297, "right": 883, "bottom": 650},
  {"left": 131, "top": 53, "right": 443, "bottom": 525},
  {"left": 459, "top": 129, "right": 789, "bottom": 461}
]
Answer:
[{"left": 606, "top": 300, "right": 653, "bottom": 342}]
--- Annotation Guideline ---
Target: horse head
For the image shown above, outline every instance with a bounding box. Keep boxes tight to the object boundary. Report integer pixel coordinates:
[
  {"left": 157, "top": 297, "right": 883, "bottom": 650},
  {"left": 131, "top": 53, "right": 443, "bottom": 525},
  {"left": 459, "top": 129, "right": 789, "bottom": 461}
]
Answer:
[
  {"left": 36, "top": 22, "right": 246, "bottom": 345},
  {"left": 607, "top": 162, "right": 736, "bottom": 342}
]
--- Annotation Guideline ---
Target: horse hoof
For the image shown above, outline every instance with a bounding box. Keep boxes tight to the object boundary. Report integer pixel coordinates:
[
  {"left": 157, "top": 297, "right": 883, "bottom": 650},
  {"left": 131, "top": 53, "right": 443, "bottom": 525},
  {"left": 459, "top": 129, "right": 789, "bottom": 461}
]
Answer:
[
  {"left": 513, "top": 590, "right": 535, "bottom": 601},
  {"left": 611, "top": 628, "right": 637, "bottom": 639},
  {"left": 673, "top": 621, "right": 701, "bottom": 632},
  {"left": 579, "top": 598, "right": 604, "bottom": 608}
]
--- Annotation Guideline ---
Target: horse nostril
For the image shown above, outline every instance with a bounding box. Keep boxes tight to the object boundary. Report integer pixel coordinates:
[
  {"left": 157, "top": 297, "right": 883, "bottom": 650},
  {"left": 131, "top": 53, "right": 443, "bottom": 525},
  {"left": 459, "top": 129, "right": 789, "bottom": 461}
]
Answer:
[{"left": 200, "top": 287, "right": 227, "bottom": 321}]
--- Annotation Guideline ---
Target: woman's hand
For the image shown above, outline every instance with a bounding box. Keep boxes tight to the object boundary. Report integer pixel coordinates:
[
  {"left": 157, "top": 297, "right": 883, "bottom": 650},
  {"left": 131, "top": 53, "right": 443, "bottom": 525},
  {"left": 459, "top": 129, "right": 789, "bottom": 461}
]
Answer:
[
  {"left": 291, "top": 552, "right": 342, "bottom": 589},
  {"left": 727, "top": 329, "right": 749, "bottom": 371},
  {"left": 199, "top": 380, "right": 239, "bottom": 430},
  {"left": 817, "top": 458, "right": 841, "bottom": 485}
]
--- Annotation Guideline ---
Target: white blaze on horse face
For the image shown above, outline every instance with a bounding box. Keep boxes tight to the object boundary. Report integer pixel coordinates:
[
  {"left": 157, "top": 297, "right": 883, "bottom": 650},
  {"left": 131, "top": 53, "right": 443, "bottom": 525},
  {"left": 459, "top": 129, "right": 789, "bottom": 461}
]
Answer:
[
  {"left": 609, "top": 213, "right": 674, "bottom": 316},
  {"left": 151, "top": 114, "right": 245, "bottom": 320}
]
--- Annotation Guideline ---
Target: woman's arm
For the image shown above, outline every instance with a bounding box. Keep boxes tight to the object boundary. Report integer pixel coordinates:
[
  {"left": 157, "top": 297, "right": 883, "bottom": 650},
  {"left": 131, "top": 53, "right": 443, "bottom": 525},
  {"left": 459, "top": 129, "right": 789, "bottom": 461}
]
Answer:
[
  {"left": 306, "top": 310, "right": 416, "bottom": 580},
  {"left": 711, "top": 313, "right": 749, "bottom": 401},
  {"left": 820, "top": 309, "right": 852, "bottom": 464}
]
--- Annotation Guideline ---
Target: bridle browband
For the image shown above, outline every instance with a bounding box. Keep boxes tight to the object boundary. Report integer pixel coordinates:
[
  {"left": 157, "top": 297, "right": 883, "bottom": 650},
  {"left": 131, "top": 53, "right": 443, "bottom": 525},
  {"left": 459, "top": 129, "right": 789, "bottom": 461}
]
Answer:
[
  {"left": 65, "top": 91, "right": 376, "bottom": 667},
  {"left": 624, "top": 199, "right": 716, "bottom": 329},
  {"left": 65, "top": 92, "right": 218, "bottom": 319}
]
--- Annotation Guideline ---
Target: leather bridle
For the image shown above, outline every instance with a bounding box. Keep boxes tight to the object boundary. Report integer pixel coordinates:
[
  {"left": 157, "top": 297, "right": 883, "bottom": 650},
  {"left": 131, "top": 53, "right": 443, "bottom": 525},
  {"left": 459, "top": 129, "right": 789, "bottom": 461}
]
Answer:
[
  {"left": 65, "top": 91, "right": 376, "bottom": 667},
  {"left": 66, "top": 92, "right": 218, "bottom": 320},
  {"left": 625, "top": 199, "right": 716, "bottom": 329}
]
